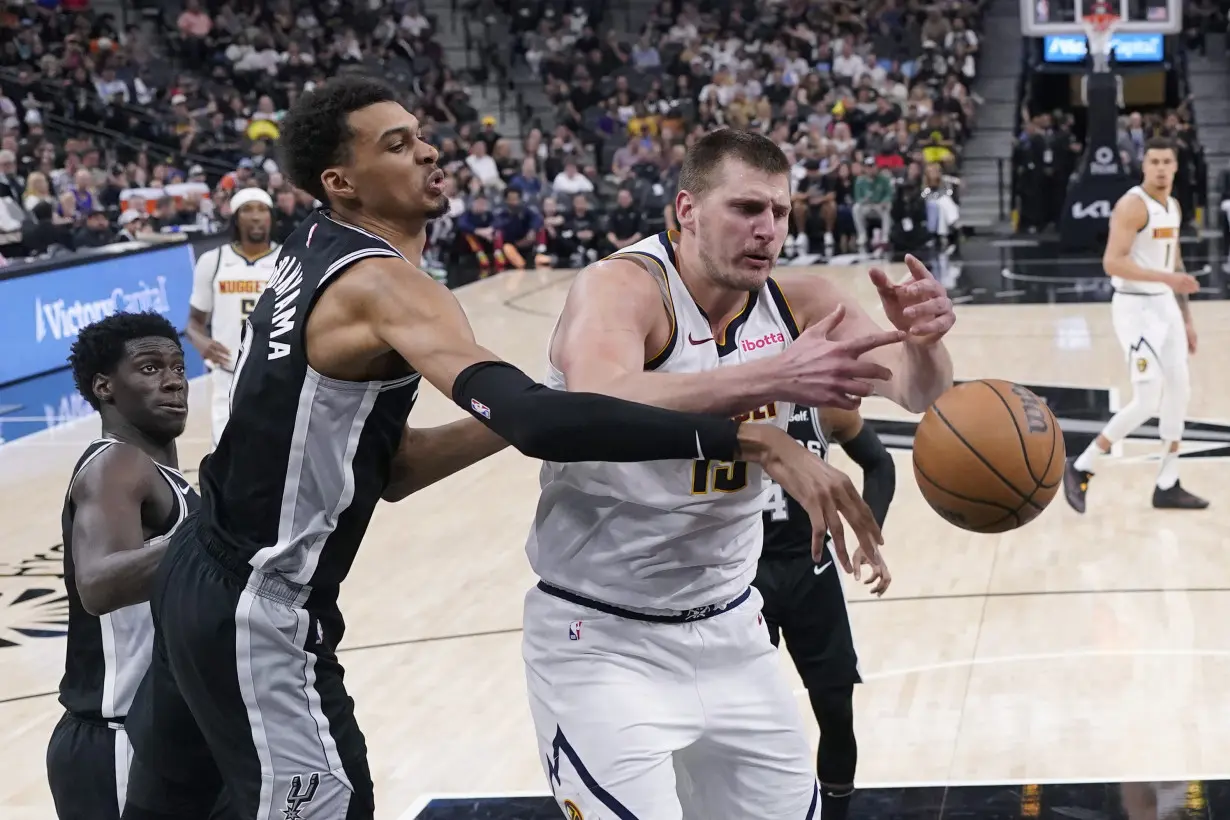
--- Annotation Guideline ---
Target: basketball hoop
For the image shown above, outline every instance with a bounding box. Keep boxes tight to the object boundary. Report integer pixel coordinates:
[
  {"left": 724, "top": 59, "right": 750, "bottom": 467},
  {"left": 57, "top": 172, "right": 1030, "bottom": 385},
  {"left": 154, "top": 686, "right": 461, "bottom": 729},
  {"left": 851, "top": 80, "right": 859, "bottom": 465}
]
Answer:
[{"left": 1082, "top": 8, "right": 1120, "bottom": 73}]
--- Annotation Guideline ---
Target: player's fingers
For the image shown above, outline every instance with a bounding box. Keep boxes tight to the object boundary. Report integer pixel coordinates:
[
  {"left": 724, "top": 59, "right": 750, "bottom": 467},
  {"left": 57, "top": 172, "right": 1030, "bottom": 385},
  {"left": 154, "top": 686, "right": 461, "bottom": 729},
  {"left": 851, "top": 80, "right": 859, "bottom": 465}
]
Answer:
[
  {"left": 839, "top": 476, "right": 883, "bottom": 545},
  {"left": 868, "top": 267, "right": 895, "bottom": 291},
  {"left": 826, "top": 509, "right": 852, "bottom": 573},
  {"left": 840, "top": 360, "right": 895, "bottom": 383},
  {"left": 902, "top": 296, "right": 951, "bottom": 320},
  {"left": 839, "top": 329, "right": 908, "bottom": 357},
  {"left": 909, "top": 314, "right": 956, "bottom": 337},
  {"left": 904, "top": 254, "right": 936, "bottom": 281},
  {"left": 827, "top": 378, "right": 876, "bottom": 398}
]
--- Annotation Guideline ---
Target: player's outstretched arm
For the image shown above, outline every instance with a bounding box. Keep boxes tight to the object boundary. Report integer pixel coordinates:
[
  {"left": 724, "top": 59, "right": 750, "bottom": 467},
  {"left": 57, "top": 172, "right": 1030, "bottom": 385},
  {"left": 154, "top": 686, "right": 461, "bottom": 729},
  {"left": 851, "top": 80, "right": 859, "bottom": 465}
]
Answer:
[
  {"left": 70, "top": 445, "right": 170, "bottom": 616},
  {"left": 1103, "top": 196, "right": 1197, "bottom": 294},
  {"left": 555, "top": 258, "right": 906, "bottom": 415},
  {"left": 822, "top": 407, "right": 894, "bottom": 596},
  {"left": 349, "top": 255, "right": 765, "bottom": 465},
  {"left": 775, "top": 257, "right": 955, "bottom": 413},
  {"left": 381, "top": 419, "right": 508, "bottom": 502},
  {"left": 822, "top": 408, "right": 895, "bottom": 528}
]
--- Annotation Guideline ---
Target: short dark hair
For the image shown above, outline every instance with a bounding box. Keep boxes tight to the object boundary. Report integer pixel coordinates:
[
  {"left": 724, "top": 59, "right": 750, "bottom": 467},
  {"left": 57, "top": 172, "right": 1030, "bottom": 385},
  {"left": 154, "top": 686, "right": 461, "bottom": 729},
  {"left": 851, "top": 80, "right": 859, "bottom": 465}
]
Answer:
[
  {"left": 1144, "top": 136, "right": 1177, "bottom": 156},
  {"left": 69, "top": 311, "right": 181, "bottom": 410},
  {"left": 278, "top": 75, "right": 403, "bottom": 203},
  {"left": 678, "top": 129, "right": 791, "bottom": 198}
]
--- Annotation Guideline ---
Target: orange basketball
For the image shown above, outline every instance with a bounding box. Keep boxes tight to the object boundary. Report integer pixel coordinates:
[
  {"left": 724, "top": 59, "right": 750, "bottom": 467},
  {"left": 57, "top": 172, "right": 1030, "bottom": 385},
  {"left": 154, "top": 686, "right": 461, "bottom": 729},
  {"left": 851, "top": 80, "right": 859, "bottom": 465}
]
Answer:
[{"left": 912, "top": 380, "right": 1066, "bottom": 533}]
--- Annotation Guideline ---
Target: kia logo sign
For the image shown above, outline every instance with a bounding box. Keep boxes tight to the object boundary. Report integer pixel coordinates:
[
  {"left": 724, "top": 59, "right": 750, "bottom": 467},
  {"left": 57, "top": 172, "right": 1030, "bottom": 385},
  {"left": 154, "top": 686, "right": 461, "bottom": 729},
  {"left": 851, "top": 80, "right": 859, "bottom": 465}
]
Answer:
[
  {"left": 1043, "top": 33, "right": 1164, "bottom": 62},
  {"left": 1071, "top": 200, "right": 1112, "bottom": 220}
]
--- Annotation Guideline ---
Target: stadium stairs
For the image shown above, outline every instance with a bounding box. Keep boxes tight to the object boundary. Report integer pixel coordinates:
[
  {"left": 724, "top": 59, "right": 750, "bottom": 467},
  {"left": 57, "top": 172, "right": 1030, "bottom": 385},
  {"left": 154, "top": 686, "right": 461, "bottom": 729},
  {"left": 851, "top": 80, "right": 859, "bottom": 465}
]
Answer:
[
  {"left": 957, "top": 0, "right": 1026, "bottom": 236},
  {"left": 1182, "top": 32, "right": 1230, "bottom": 233}
]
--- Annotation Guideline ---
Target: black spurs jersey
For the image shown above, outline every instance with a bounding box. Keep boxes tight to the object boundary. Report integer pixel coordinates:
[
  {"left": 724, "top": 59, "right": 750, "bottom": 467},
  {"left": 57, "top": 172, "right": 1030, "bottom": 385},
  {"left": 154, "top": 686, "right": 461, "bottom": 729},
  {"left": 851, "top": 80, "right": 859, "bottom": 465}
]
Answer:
[
  {"left": 761, "top": 406, "right": 831, "bottom": 558},
  {"left": 199, "top": 209, "right": 421, "bottom": 593},
  {"left": 59, "top": 438, "right": 198, "bottom": 720}
]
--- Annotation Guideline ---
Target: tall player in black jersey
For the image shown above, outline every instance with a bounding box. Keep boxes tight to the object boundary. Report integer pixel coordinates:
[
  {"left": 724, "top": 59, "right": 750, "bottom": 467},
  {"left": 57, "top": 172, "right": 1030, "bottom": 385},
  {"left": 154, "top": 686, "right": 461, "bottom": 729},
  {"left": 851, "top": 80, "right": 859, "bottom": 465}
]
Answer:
[
  {"left": 47, "top": 312, "right": 216, "bottom": 820},
  {"left": 754, "top": 406, "right": 896, "bottom": 820},
  {"left": 121, "top": 77, "right": 895, "bottom": 820}
]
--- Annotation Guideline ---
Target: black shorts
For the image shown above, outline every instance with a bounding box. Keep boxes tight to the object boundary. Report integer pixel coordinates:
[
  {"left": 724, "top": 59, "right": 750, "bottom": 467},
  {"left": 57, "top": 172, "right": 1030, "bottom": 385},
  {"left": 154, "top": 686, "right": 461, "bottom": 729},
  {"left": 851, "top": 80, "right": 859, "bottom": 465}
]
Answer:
[
  {"left": 752, "top": 551, "right": 861, "bottom": 690},
  {"left": 46, "top": 712, "right": 132, "bottom": 820},
  {"left": 122, "top": 515, "right": 374, "bottom": 819}
]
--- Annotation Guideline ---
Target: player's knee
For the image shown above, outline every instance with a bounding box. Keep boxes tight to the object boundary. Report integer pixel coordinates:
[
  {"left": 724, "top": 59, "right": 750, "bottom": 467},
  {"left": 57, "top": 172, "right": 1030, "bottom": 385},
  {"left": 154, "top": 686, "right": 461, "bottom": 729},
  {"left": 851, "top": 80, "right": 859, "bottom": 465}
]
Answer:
[
  {"left": 808, "top": 685, "right": 856, "bottom": 786},
  {"left": 1130, "top": 376, "right": 1165, "bottom": 412}
]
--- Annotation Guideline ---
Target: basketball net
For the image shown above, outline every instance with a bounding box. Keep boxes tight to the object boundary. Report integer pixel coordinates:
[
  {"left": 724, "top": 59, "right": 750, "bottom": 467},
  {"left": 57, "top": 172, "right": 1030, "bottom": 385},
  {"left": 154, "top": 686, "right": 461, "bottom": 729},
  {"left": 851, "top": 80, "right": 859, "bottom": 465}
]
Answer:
[{"left": 1082, "top": 3, "right": 1119, "bottom": 73}]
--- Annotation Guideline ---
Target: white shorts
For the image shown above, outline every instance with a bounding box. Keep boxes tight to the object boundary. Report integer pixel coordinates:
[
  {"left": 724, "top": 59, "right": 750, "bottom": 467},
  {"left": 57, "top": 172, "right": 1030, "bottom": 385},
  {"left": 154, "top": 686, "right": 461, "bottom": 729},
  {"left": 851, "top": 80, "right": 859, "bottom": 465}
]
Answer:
[
  {"left": 523, "top": 584, "right": 819, "bottom": 820},
  {"left": 209, "top": 368, "right": 233, "bottom": 447},
  {"left": 1110, "top": 292, "right": 1186, "bottom": 384}
]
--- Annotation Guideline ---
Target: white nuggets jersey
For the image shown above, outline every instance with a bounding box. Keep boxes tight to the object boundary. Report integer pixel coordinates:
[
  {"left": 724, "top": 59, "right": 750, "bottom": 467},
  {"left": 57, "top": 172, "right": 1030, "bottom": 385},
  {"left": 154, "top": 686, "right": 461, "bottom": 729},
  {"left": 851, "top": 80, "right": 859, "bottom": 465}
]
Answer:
[
  {"left": 189, "top": 242, "right": 281, "bottom": 369},
  {"left": 526, "top": 232, "right": 800, "bottom": 611},
  {"left": 1113, "top": 186, "right": 1180, "bottom": 296}
]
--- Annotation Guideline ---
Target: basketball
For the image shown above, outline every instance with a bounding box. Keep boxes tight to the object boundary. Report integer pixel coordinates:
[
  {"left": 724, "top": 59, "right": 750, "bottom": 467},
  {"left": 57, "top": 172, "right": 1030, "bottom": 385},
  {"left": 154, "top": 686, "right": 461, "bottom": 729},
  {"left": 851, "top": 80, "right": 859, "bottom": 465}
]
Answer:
[{"left": 912, "top": 380, "right": 1066, "bottom": 533}]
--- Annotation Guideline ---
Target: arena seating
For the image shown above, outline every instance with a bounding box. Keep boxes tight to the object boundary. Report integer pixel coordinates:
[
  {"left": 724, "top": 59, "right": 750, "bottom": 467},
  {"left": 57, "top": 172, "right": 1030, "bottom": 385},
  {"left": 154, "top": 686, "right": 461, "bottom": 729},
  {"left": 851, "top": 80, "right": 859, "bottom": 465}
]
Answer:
[
  {"left": 0, "top": 0, "right": 469, "bottom": 266},
  {"left": 0, "top": 0, "right": 992, "bottom": 278},
  {"left": 445, "top": 0, "right": 991, "bottom": 271}
]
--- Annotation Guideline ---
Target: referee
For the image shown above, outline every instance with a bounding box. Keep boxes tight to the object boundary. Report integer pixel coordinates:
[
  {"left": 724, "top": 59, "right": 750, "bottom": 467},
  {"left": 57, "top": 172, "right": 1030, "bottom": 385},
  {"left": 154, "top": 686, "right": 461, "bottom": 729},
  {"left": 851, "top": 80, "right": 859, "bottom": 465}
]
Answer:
[{"left": 754, "top": 405, "right": 896, "bottom": 820}]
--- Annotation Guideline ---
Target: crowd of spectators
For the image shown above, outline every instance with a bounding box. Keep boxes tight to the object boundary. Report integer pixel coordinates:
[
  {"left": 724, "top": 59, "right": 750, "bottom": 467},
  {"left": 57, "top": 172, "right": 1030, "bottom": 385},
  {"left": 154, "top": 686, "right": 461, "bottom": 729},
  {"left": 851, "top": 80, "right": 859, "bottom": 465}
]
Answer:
[
  {"left": 0, "top": 0, "right": 990, "bottom": 276},
  {"left": 0, "top": 0, "right": 472, "bottom": 266},
  {"left": 431, "top": 0, "right": 987, "bottom": 274}
]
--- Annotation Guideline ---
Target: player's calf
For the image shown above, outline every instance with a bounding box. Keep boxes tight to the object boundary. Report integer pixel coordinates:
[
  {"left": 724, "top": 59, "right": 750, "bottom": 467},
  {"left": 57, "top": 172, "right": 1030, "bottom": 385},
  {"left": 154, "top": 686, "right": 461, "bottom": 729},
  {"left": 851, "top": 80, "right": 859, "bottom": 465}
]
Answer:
[{"left": 809, "top": 684, "right": 857, "bottom": 820}]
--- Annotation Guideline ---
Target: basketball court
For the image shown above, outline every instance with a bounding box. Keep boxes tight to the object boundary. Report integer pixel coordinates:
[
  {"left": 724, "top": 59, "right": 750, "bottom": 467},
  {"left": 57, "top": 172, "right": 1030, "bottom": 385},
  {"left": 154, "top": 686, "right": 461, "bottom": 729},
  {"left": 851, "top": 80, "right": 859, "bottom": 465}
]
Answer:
[{"left": 0, "top": 251, "right": 1227, "bottom": 818}]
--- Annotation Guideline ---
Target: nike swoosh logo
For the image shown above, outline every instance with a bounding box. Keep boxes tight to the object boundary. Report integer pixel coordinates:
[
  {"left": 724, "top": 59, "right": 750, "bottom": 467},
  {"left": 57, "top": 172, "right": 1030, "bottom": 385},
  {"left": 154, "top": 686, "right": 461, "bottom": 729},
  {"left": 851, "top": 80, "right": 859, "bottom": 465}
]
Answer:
[
  {"left": 688, "top": 333, "right": 713, "bottom": 345},
  {"left": 175, "top": 482, "right": 191, "bottom": 497},
  {"left": 814, "top": 561, "right": 832, "bottom": 576}
]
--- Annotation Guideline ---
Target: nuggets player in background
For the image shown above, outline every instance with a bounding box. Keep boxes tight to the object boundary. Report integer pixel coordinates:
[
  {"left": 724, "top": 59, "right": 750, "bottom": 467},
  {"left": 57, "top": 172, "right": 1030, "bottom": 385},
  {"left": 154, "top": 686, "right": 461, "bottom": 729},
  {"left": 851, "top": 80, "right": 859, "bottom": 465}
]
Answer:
[
  {"left": 48, "top": 312, "right": 229, "bottom": 820},
  {"left": 522, "top": 130, "right": 954, "bottom": 820},
  {"left": 185, "top": 187, "right": 279, "bottom": 447},
  {"left": 755, "top": 406, "right": 895, "bottom": 820},
  {"left": 1063, "top": 137, "right": 1208, "bottom": 512}
]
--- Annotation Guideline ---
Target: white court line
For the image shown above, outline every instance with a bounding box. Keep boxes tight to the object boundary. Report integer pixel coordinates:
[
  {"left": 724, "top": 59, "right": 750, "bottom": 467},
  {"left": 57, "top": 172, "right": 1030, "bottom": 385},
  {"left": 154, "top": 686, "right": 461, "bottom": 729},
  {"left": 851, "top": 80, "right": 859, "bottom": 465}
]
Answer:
[
  {"left": 398, "top": 774, "right": 1230, "bottom": 818},
  {"left": 791, "top": 647, "right": 1230, "bottom": 697}
]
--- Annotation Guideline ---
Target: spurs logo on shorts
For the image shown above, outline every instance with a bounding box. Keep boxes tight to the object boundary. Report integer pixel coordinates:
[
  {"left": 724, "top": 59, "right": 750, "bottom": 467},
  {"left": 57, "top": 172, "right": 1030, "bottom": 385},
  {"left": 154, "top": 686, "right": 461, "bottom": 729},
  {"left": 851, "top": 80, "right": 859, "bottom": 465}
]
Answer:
[{"left": 284, "top": 772, "right": 320, "bottom": 820}]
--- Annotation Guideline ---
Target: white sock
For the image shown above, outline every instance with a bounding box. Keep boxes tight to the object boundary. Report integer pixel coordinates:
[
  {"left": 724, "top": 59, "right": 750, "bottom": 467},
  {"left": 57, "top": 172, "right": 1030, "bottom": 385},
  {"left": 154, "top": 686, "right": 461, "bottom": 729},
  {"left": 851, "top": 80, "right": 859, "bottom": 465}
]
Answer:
[
  {"left": 1156, "top": 445, "right": 1180, "bottom": 490},
  {"left": 1073, "top": 440, "right": 1106, "bottom": 473}
]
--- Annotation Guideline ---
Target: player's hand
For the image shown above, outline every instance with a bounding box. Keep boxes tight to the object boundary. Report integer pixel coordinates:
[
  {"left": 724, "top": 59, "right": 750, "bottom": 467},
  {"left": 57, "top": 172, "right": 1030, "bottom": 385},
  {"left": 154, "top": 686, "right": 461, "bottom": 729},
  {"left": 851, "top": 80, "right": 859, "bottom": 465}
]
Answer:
[
  {"left": 852, "top": 544, "right": 891, "bottom": 596},
  {"left": 776, "top": 304, "right": 906, "bottom": 411},
  {"left": 1164, "top": 272, "right": 1199, "bottom": 295},
  {"left": 200, "top": 340, "right": 232, "bottom": 368},
  {"left": 868, "top": 254, "right": 955, "bottom": 342},
  {"left": 755, "top": 426, "right": 883, "bottom": 573},
  {"left": 1186, "top": 321, "right": 1198, "bottom": 354}
]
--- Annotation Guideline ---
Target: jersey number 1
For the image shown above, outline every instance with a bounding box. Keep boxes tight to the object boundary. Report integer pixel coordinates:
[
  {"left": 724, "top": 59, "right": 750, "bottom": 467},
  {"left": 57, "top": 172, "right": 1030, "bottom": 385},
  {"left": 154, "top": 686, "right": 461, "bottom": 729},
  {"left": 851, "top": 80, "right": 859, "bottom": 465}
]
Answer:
[{"left": 691, "top": 459, "right": 748, "bottom": 494}]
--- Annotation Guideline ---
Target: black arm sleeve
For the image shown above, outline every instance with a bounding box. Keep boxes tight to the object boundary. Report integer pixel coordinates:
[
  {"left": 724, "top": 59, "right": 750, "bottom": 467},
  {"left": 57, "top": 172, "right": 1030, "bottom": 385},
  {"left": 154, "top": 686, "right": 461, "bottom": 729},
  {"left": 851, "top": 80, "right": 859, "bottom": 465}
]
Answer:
[
  {"left": 451, "top": 360, "right": 741, "bottom": 463},
  {"left": 840, "top": 424, "right": 896, "bottom": 528}
]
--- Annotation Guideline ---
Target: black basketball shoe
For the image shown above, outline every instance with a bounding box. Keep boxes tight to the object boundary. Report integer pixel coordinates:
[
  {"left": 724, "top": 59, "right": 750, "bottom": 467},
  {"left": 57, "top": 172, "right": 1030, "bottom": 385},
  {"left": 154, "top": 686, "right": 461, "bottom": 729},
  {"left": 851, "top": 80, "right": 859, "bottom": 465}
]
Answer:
[
  {"left": 1152, "top": 482, "right": 1210, "bottom": 510},
  {"left": 1063, "top": 457, "right": 1093, "bottom": 514}
]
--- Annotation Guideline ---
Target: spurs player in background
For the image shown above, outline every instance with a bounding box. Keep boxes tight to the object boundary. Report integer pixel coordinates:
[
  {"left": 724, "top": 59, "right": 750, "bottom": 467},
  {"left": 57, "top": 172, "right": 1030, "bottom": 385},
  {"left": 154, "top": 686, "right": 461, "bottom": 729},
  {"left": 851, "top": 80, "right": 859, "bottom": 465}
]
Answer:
[
  {"left": 119, "top": 79, "right": 899, "bottom": 820},
  {"left": 754, "top": 406, "right": 896, "bottom": 820},
  {"left": 1064, "top": 137, "right": 1208, "bottom": 512},
  {"left": 48, "top": 312, "right": 230, "bottom": 819},
  {"left": 524, "top": 129, "right": 954, "bottom": 819},
  {"left": 185, "top": 188, "right": 279, "bottom": 447}
]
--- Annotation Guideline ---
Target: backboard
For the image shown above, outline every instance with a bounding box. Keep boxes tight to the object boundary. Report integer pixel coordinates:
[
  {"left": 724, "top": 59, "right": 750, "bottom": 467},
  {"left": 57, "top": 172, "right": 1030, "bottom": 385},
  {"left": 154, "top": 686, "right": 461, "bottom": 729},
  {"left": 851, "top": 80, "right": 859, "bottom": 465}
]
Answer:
[{"left": 1021, "top": 0, "right": 1183, "bottom": 36}]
